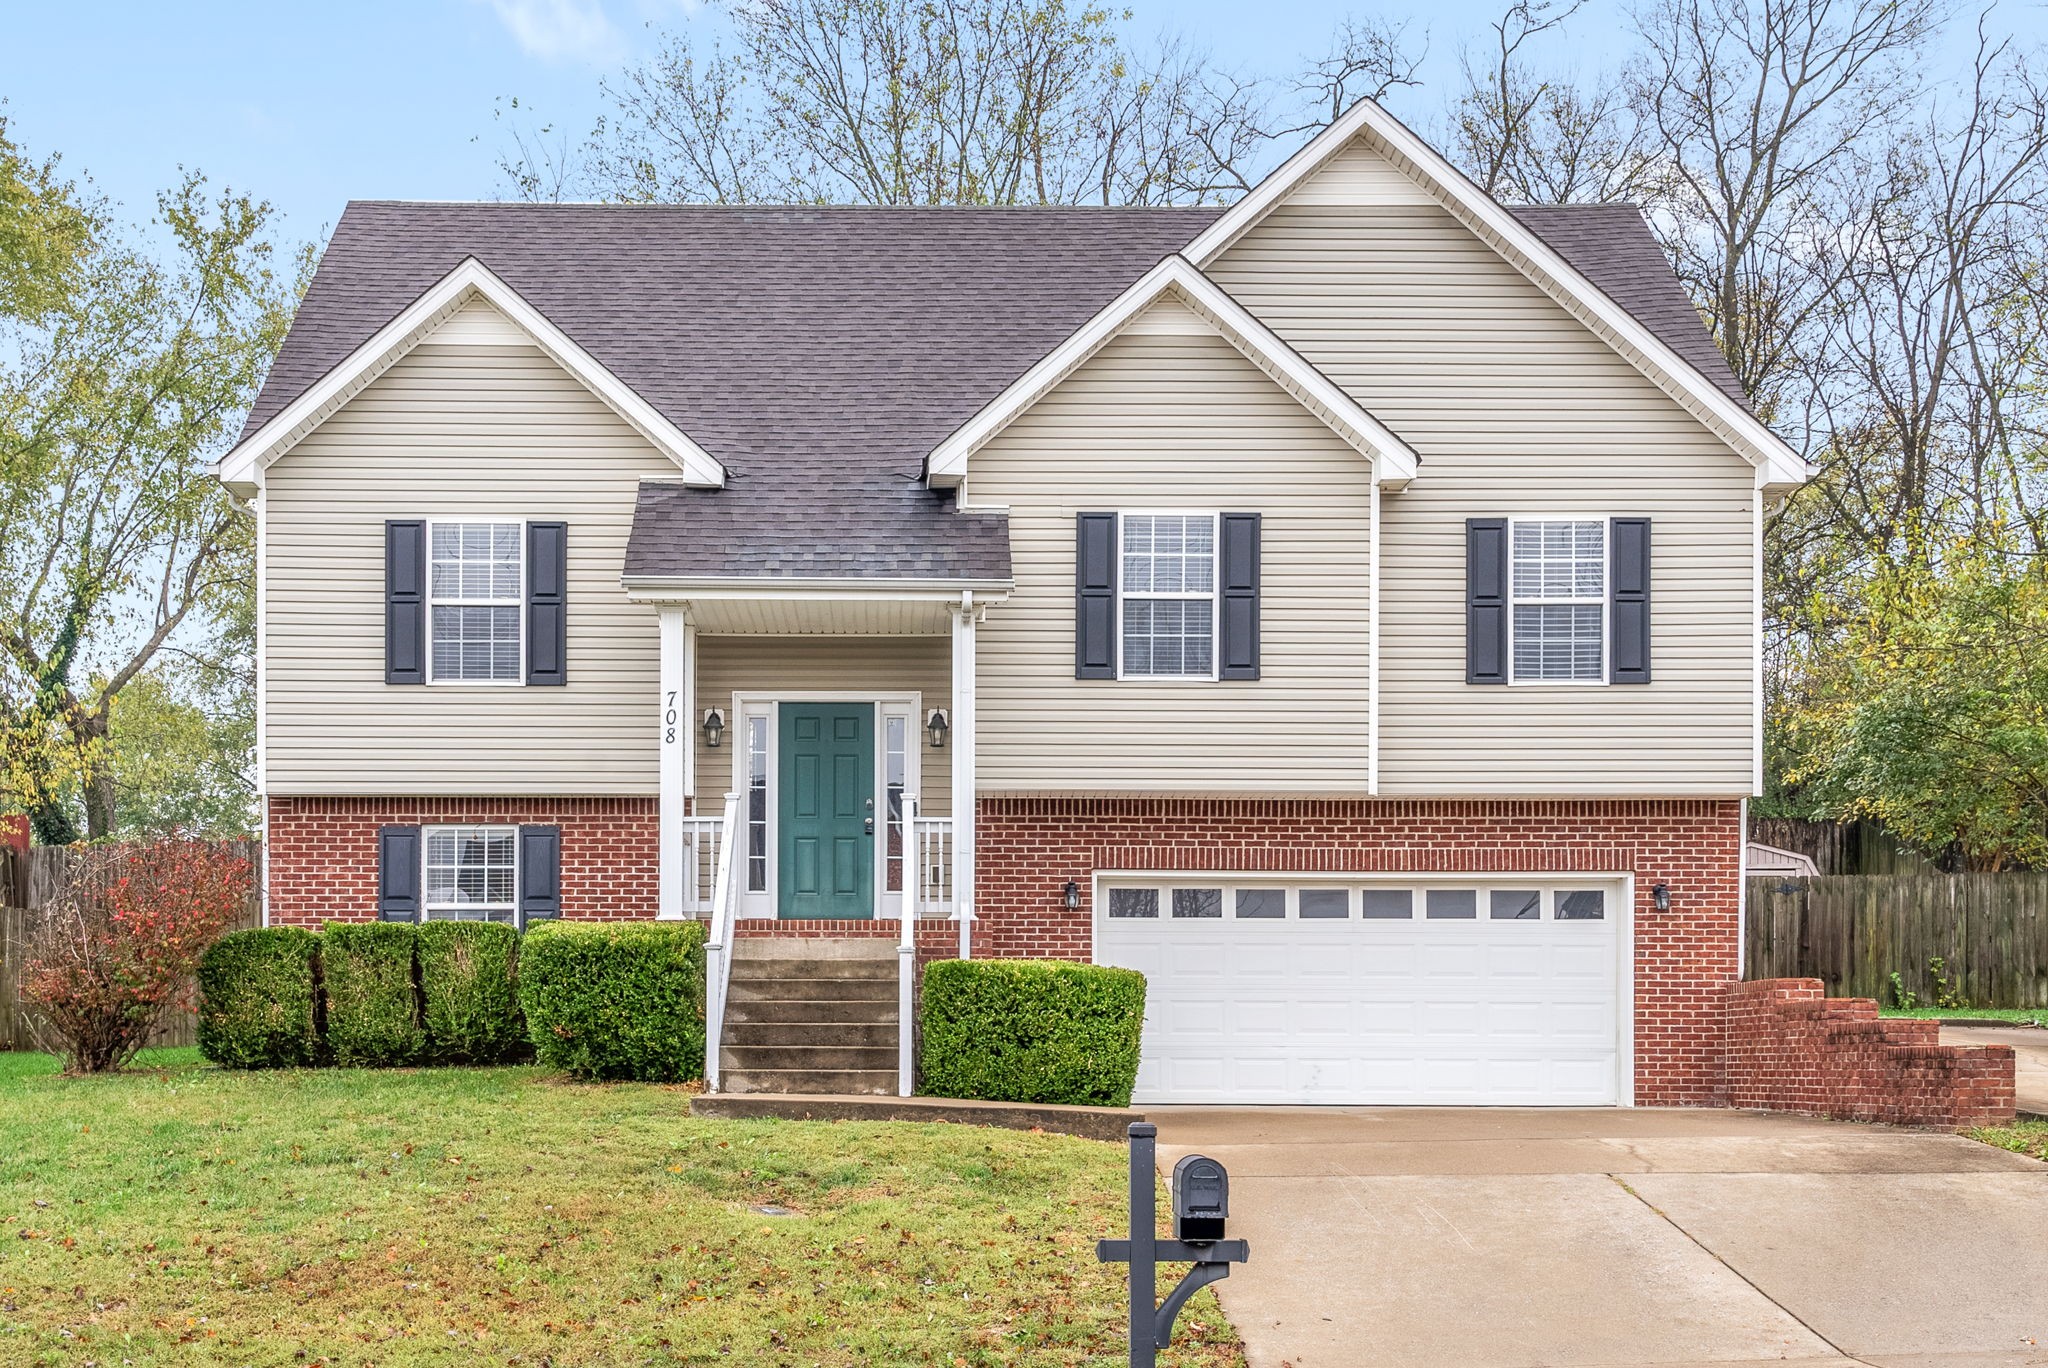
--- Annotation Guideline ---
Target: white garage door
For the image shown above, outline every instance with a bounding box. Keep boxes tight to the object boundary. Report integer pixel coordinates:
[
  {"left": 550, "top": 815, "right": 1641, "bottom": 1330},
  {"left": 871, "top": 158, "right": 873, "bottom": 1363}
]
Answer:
[{"left": 1095, "top": 877, "right": 1628, "bottom": 1106}]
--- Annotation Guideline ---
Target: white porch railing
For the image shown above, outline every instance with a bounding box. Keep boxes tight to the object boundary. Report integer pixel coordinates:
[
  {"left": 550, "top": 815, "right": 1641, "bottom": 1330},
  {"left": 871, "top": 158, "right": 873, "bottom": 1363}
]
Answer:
[
  {"left": 701, "top": 792, "right": 742, "bottom": 1092},
  {"left": 678, "top": 814, "right": 726, "bottom": 917},
  {"left": 912, "top": 814, "right": 953, "bottom": 917}
]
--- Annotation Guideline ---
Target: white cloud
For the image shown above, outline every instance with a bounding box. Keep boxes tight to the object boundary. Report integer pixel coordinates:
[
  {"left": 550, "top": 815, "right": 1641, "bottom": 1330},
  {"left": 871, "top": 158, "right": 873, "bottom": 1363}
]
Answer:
[{"left": 482, "top": 0, "right": 628, "bottom": 64}]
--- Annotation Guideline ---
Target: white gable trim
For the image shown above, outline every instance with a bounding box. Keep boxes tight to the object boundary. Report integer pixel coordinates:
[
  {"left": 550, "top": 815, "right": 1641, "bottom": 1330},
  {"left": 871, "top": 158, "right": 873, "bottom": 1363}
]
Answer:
[
  {"left": 1183, "top": 101, "right": 1809, "bottom": 495},
  {"left": 216, "top": 257, "right": 725, "bottom": 495},
  {"left": 925, "top": 255, "right": 1420, "bottom": 490}
]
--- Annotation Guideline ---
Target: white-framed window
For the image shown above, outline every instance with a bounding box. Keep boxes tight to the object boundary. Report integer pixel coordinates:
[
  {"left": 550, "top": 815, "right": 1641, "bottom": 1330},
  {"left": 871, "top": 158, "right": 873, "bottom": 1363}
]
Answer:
[
  {"left": 428, "top": 521, "right": 524, "bottom": 683},
  {"left": 1120, "top": 512, "right": 1217, "bottom": 679},
  {"left": 422, "top": 825, "right": 518, "bottom": 924},
  {"left": 744, "top": 714, "right": 769, "bottom": 894},
  {"left": 1098, "top": 878, "right": 1611, "bottom": 924},
  {"left": 1509, "top": 518, "right": 1606, "bottom": 684}
]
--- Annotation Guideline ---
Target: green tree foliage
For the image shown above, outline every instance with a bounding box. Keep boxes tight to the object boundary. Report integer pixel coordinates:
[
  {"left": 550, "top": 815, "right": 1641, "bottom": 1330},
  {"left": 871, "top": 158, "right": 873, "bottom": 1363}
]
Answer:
[
  {"left": 0, "top": 110, "right": 94, "bottom": 322},
  {"left": 0, "top": 150, "right": 301, "bottom": 842},
  {"left": 1785, "top": 533, "right": 2048, "bottom": 869}
]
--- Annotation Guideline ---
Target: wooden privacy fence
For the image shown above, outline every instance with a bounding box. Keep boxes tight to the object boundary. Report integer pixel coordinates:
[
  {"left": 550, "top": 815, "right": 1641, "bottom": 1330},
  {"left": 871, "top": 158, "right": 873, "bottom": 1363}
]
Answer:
[
  {"left": 1746, "top": 873, "right": 2048, "bottom": 1008},
  {"left": 0, "top": 840, "right": 261, "bottom": 1052}
]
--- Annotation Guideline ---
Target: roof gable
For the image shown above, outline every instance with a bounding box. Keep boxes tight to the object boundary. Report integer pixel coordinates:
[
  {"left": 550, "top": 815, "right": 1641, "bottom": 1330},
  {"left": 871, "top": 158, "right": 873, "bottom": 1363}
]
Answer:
[
  {"left": 216, "top": 257, "right": 726, "bottom": 495},
  {"left": 925, "top": 255, "right": 1419, "bottom": 490},
  {"left": 1184, "top": 101, "right": 1808, "bottom": 494}
]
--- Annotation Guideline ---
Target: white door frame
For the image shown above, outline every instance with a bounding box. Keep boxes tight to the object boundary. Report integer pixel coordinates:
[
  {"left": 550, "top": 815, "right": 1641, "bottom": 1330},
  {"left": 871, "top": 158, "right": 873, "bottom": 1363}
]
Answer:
[
  {"left": 729, "top": 690, "right": 922, "bottom": 922},
  {"left": 1092, "top": 868, "right": 1637, "bottom": 1106}
]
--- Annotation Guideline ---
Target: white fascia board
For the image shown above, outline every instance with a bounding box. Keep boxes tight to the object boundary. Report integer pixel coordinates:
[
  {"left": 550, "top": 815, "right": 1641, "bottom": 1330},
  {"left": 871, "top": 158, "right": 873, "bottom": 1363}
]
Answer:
[
  {"left": 621, "top": 575, "right": 1014, "bottom": 603},
  {"left": 1184, "top": 100, "right": 1809, "bottom": 493},
  {"left": 924, "top": 254, "right": 1419, "bottom": 490},
  {"left": 215, "top": 257, "right": 725, "bottom": 494}
]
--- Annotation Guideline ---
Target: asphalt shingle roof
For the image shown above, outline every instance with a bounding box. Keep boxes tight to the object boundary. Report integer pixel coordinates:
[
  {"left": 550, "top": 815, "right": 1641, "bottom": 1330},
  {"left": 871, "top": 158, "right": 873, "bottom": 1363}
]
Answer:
[{"left": 242, "top": 198, "right": 1741, "bottom": 581}]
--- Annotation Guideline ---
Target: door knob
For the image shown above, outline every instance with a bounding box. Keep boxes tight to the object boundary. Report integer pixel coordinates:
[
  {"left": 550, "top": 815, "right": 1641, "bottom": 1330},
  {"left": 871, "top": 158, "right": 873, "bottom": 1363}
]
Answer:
[{"left": 864, "top": 817, "right": 875, "bottom": 834}]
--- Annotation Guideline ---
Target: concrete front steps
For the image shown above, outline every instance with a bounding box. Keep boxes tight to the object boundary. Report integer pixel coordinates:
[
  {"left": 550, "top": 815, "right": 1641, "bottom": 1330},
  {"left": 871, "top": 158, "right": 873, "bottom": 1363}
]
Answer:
[{"left": 720, "top": 937, "right": 898, "bottom": 1095}]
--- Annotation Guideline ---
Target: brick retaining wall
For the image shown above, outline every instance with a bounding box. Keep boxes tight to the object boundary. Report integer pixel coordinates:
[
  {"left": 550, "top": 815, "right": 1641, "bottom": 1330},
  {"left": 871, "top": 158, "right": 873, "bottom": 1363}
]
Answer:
[{"left": 1725, "top": 978, "right": 2015, "bottom": 1127}]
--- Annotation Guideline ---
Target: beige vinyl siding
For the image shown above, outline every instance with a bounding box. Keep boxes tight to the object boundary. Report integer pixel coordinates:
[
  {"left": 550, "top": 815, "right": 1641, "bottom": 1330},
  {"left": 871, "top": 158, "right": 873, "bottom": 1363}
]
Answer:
[
  {"left": 265, "top": 327, "right": 675, "bottom": 795},
  {"left": 971, "top": 299, "right": 1374, "bottom": 793},
  {"left": 693, "top": 637, "right": 952, "bottom": 815},
  {"left": 1207, "top": 139, "right": 1756, "bottom": 795}
]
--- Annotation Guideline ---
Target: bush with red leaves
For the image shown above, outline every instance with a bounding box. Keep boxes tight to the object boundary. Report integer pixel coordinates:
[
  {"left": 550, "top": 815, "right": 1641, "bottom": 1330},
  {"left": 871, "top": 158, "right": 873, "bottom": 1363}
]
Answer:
[{"left": 23, "top": 837, "right": 252, "bottom": 1073}]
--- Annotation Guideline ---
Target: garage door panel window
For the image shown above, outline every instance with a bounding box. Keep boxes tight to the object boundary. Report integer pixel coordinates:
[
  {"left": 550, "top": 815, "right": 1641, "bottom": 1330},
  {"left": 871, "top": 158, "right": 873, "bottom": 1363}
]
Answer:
[
  {"left": 1490, "top": 889, "right": 1542, "bottom": 921},
  {"left": 1557, "top": 889, "right": 1606, "bottom": 920},
  {"left": 1361, "top": 889, "right": 1413, "bottom": 919},
  {"left": 1298, "top": 889, "right": 1350, "bottom": 919},
  {"left": 1426, "top": 889, "right": 1479, "bottom": 920},
  {"left": 1108, "top": 887, "right": 1160, "bottom": 918},
  {"left": 1173, "top": 887, "right": 1224, "bottom": 919},
  {"left": 1234, "top": 888, "right": 1285, "bottom": 919}
]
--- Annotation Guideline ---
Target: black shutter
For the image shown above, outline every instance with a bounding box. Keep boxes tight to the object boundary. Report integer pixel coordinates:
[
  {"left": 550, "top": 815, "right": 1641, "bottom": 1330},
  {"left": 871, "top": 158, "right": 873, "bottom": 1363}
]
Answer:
[
  {"left": 385, "top": 520, "right": 426, "bottom": 685},
  {"left": 518, "top": 825, "right": 562, "bottom": 925},
  {"left": 1075, "top": 512, "right": 1118, "bottom": 679},
  {"left": 526, "top": 521, "right": 568, "bottom": 687},
  {"left": 377, "top": 825, "right": 421, "bottom": 922},
  {"left": 1466, "top": 518, "right": 1509, "bottom": 685},
  {"left": 1219, "top": 513, "right": 1261, "bottom": 680},
  {"left": 1609, "top": 517, "right": 1652, "bottom": 684}
]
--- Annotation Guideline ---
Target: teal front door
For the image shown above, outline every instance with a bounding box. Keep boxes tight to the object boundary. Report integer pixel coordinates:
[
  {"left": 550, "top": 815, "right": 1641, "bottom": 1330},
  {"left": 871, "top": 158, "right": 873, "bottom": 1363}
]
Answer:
[{"left": 777, "top": 704, "right": 875, "bottom": 919}]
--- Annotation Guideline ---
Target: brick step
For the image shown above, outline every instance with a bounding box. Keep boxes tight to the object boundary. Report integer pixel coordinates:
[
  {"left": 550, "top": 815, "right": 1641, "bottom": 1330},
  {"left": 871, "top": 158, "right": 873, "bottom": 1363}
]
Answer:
[
  {"left": 724, "top": 997, "right": 898, "bottom": 1027},
  {"left": 724, "top": 1021, "right": 898, "bottom": 1049},
  {"left": 721, "top": 1067, "right": 897, "bottom": 1096},
  {"left": 723, "top": 1044, "right": 896, "bottom": 1072},
  {"left": 726, "top": 976, "right": 895, "bottom": 1003}
]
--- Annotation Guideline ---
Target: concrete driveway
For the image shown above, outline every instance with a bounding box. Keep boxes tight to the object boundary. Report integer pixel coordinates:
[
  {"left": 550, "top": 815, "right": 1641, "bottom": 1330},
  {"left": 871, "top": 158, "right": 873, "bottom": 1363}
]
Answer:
[
  {"left": 1151, "top": 1107, "right": 2048, "bottom": 1368},
  {"left": 1943, "top": 1026, "right": 2048, "bottom": 1115}
]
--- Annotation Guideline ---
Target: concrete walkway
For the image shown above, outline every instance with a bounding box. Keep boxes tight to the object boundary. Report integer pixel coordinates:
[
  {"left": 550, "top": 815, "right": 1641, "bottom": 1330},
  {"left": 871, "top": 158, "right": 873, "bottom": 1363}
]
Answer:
[
  {"left": 1150, "top": 1107, "right": 2048, "bottom": 1368},
  {"left": 1943, "top": 1025, "right": 2048, "bottom": 1116}
]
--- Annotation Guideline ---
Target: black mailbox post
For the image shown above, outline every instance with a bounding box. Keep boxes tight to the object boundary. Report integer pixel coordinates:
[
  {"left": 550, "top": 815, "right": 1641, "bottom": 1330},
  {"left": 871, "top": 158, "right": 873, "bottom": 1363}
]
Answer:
[{"left": 1098, "top": 1123, "right": 1250, "bottom": 1368}]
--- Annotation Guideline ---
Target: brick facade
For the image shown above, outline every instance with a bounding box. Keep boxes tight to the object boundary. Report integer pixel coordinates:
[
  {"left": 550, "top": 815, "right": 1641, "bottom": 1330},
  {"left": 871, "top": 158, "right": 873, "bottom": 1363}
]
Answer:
[
  {"left": 272, "top": 792, "right": 1762, "bottom": 1108},
  {"left": 972, "top": 796, "right": 1744, "bottom": 1106},
  {"left": 1725, "top": 978, "right": 2015, "bottom": 1127},
  {"left": 265, "top": 796, "right": 659, "bottom": 926}
]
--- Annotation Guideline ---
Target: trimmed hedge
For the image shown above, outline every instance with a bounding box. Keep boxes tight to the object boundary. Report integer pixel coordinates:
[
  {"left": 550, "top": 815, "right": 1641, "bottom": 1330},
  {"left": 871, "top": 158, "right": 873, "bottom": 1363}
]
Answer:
[
  {"left": 197, "top": 928, "right": 322, "bottom": 1069},
  {"left": 920, "top": 959, "right": 1147, "bottom": 1107},
  {"left": 518, "top": 921, "right": 706, "bottom": 1081},
  {"left": 417, "top": 921, "right": 528, "bottom": 1064},
  {"left": 321, "top": 922, "right": 427, "bottom": 1067}
]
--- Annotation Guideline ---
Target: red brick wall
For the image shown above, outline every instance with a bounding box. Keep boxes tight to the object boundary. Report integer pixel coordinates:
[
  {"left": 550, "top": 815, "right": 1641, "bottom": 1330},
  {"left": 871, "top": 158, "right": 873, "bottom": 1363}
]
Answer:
[
  {"left": 265, "top": 796, "right": 658, "bottom": 926},
  {"left": 971, "top": 796, "right": 1744, "bottom": 1106},
  {"left": 1726, "top": 978, "right": 2015, "bottom": 1128}
]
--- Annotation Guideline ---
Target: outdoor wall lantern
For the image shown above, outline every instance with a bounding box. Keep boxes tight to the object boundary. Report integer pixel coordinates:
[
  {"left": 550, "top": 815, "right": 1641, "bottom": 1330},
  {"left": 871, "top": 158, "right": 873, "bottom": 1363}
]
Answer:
[
  {"left": 1063, "top": 879, "right": 1082, "bottom": 910},
  {"left": 926, "top": 709, "right": 950, "bottom": 749},
  {"left": 1652, "top": 882, "right": 1671, "bottom": 912},
  {"left": 701, "top": 708, "right": 726, "bottom": 748}
]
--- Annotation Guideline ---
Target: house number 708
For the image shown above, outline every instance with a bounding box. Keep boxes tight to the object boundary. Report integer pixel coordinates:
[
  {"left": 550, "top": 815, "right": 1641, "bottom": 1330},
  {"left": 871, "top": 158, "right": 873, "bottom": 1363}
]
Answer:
[{"left": 664, "top": 690, "right": 678, "bottom": 745}]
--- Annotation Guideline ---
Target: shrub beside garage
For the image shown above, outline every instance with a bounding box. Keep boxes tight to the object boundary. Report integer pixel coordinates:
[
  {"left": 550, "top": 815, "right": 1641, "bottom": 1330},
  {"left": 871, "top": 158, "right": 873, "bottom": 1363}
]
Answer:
[{"left": 920, "top": 959, "right": 1147, "bottom": 1107}]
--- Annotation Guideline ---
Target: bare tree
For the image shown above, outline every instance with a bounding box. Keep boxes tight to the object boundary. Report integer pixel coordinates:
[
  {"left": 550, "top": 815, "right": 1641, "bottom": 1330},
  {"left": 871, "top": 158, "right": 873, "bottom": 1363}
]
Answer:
[{"left": 500, "top": 0, "right": 1278, "bottom": 207}]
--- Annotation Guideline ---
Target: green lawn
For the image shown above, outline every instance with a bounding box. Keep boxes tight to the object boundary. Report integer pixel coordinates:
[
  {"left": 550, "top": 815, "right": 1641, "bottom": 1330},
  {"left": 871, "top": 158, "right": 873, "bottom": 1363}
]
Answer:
[
  {"left": 0, "top": 1049, "right": 1242, "bottom": 1367},
  {"left": 1879, "top": 1006, "right": 2048, "bottom": 1026},
  {"left": 1968, "top": 1120, "right": 2048, "bottom": 1162}
]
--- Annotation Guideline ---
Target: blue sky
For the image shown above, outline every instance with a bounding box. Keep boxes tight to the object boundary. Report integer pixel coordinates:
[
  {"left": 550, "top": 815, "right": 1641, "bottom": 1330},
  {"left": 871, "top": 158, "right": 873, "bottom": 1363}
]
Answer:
[{"left": 1, "top": 0, "right": 1654, "bottom": 248}]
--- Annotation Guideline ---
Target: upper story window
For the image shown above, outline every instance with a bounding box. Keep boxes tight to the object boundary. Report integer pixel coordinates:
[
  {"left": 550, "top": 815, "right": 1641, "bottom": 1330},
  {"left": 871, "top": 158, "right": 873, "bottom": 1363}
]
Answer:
[
  {"left": 1510, "top": 519, "right": 1605, "bottom": 683},
  {"left": 1120, "top": 513, "right": 1216, "bottom": 679},
  {"left": 429, "top": 522, "right": 523, "bottom": 683},
  {"left": 422, "top": 824, "right": 517, "bottom": 923}
]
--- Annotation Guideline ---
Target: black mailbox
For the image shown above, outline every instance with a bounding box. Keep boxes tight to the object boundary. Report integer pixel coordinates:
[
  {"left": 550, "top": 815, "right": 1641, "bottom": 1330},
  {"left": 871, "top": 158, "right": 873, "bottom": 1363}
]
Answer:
[{"left": 1171, "top": 1154, "right": 1229, "bottom": 1241}]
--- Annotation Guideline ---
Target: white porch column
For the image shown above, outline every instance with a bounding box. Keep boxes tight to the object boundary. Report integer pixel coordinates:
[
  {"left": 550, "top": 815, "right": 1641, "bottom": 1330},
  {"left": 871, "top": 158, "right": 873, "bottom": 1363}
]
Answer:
[
  {"left": 658, "top": 605, "right": 694, "bottom": 920},
  {"left": 950, "top": 592, "right": 977, "bottom": 958}
]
